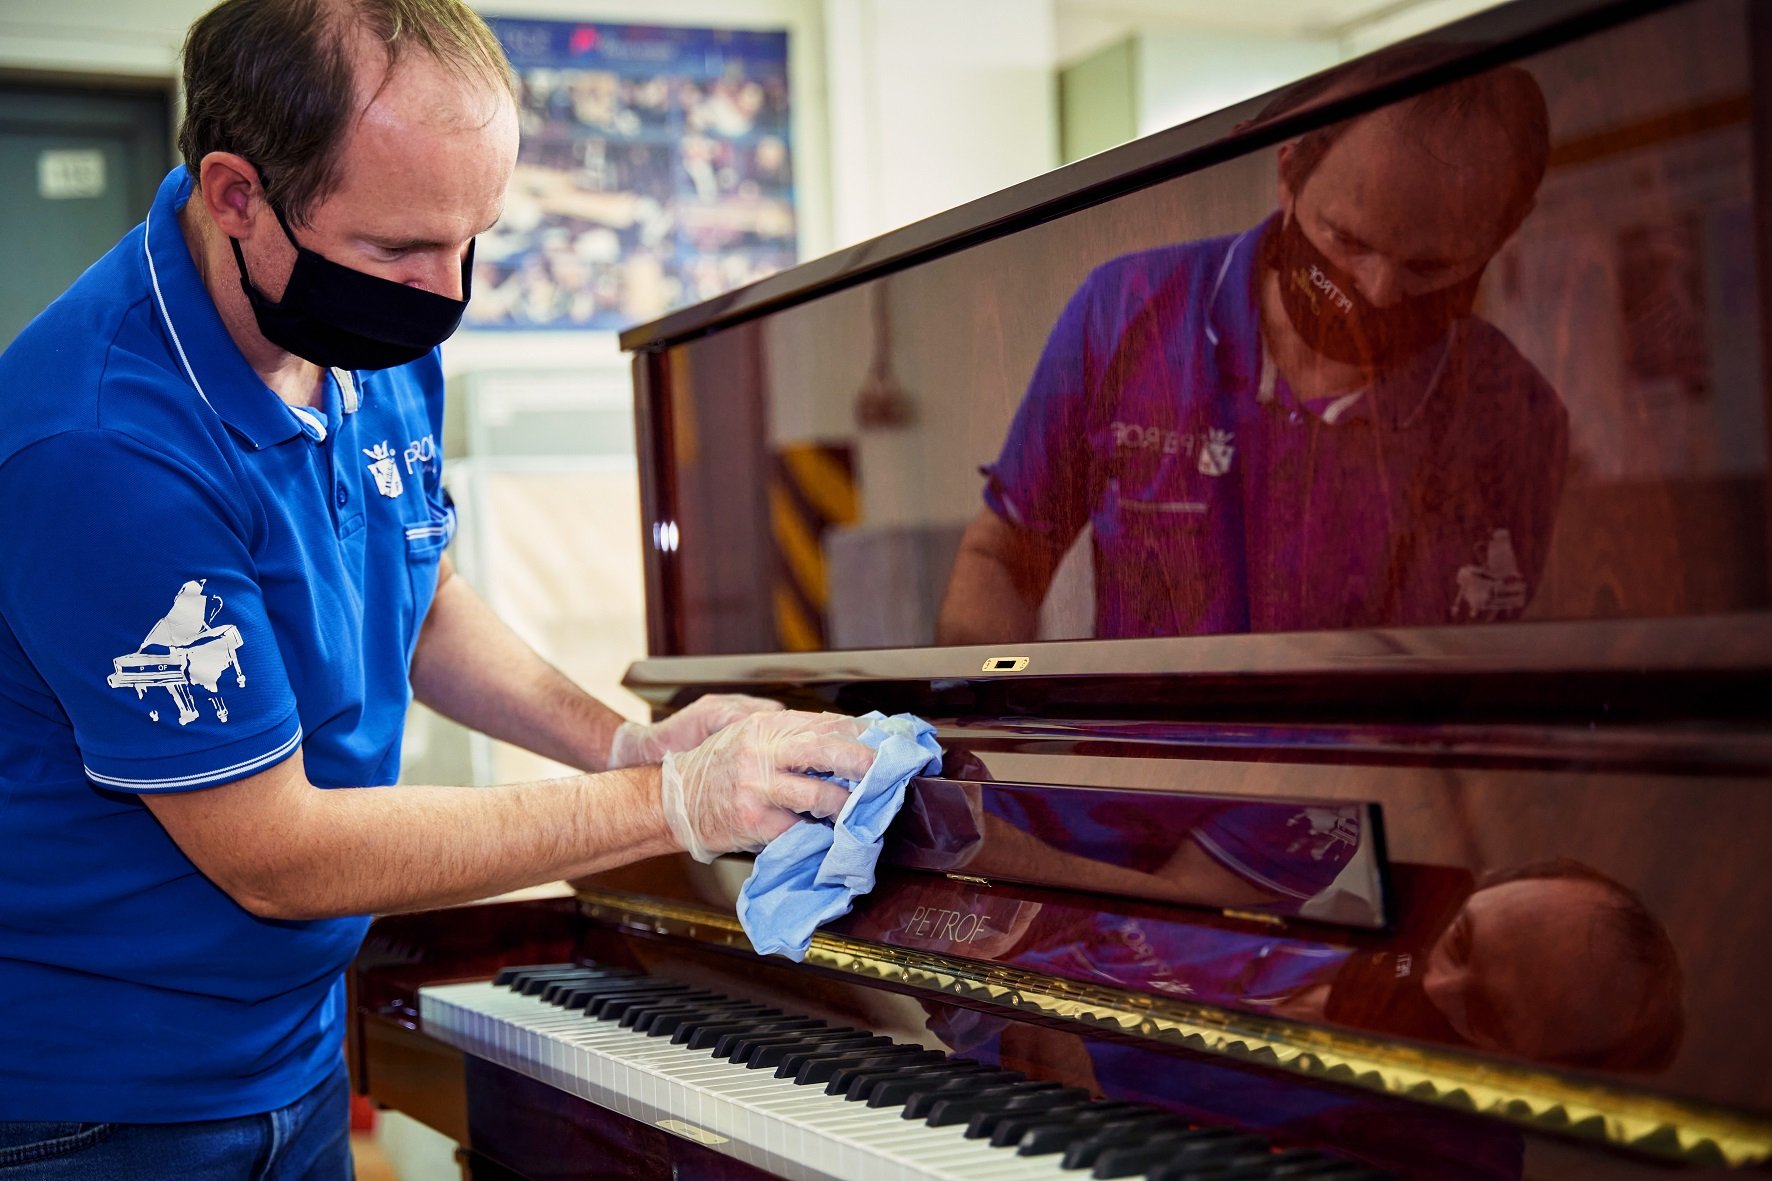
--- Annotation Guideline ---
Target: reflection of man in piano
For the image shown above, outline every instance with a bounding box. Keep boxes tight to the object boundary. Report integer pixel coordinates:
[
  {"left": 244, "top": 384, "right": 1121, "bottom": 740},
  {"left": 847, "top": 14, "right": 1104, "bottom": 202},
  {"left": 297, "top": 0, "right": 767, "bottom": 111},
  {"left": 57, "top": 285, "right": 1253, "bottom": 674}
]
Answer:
[
  {"left": 937, "top": 50, "right": 1569, "bottom": 643},
  {"left": 960, "top": 853, "right": 1683, "bottom": 1074}
]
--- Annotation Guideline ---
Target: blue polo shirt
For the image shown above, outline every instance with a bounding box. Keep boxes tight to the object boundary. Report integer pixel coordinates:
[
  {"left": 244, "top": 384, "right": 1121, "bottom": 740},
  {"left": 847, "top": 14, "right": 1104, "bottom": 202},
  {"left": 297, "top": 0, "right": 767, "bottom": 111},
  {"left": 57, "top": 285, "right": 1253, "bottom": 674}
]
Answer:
[
  {"left": 985, "top": 216, "right": 1567, "bottom": 637},
  {"left": 0, "top": 167, "right": 455, "bottom": 1122}
]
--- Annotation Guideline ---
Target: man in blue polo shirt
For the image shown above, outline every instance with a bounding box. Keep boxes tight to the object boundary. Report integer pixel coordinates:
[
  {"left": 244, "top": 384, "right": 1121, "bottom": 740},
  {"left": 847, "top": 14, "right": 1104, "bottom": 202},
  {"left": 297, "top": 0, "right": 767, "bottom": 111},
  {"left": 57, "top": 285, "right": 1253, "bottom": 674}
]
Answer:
[
  {"left": 936, "top": 56, "right": 1567, "bottom": 643},
  {"left": 0, "top": 0, "right": 869, "bottom": 1175}
]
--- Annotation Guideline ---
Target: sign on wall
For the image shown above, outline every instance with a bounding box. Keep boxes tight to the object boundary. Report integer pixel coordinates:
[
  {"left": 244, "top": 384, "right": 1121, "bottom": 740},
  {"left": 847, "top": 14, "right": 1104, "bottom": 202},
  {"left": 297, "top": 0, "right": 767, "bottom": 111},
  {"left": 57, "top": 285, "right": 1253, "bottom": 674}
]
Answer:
[{"left": 471, "top": 18, "right": 796, "bottom": 331}]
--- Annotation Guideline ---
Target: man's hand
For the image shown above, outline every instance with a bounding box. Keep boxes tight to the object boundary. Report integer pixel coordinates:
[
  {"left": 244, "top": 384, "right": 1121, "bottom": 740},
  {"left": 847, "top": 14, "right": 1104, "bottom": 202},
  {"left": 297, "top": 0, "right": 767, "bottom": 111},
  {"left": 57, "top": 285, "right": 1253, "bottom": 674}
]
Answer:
[
  {"left": 608, "top": 693, "right": 785, "bottom": 768},
  {"left": 660, "top": 710, "right": 874, "bottom": 862}
]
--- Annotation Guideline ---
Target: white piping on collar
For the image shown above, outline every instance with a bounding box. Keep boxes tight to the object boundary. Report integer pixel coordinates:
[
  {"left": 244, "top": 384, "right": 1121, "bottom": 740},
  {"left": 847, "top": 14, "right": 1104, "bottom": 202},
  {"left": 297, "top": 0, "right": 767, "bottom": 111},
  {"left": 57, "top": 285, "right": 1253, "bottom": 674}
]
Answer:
[
  {"left": 289, "top": 405, "right": 328, "bottom": 441},
  {"left": 1202, "top": 225, "right": 1254, "bottom": 349},
  {"left": 1400, "top": 320, "right": 1458, "bottom": 429},
  {"left": 333, "top": 367, "right": 360, "bottom": 415},
  {"left": 143, "top": 208, "right": 218, "bottom": 414}
]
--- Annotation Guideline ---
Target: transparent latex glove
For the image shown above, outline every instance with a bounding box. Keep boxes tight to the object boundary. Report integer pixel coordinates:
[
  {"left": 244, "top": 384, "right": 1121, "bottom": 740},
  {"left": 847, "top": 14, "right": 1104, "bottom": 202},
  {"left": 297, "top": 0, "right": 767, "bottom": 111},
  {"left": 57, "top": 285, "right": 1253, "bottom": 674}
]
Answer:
[
  {"left": 660, "top": 710, "right": 875, "bottom": 863},
  {"left": 607, "top": 693, "right": 784, "bottom": 769}
]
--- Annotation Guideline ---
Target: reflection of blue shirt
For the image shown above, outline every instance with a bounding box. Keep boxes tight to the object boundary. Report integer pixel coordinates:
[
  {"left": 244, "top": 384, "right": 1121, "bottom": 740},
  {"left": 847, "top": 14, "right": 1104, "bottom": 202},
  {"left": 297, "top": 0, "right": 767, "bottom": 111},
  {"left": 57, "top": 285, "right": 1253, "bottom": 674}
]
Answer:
[
  {"left": 0, "top": 167, "right": 455, "bottom": 1121},
  {"left": 984, "top": 217, "right": 1567, "bottom": 638},
  {"left": 986, "top": 791, "right": 1357, "bottom": 901}
]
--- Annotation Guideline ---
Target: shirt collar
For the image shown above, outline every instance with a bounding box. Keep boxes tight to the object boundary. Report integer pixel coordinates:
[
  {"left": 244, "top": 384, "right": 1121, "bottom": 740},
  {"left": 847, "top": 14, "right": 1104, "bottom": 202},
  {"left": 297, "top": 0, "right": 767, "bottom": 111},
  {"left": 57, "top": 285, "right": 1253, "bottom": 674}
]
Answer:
[
  {"left": 1203, "top": 213, "right": 1275, "bottom": 395},
  {"left": 143, "top": 166, "right": 304, "bottom": 450}
]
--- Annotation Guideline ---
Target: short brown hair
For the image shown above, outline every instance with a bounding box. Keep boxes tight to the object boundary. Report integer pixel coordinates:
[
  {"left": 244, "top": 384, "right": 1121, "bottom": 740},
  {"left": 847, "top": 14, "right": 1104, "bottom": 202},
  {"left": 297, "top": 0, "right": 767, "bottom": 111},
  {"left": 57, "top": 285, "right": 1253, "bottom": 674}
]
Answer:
[
  {"left": 177, "top": 0, "right": 514, "bottom": 226},
  {"left": 1252, "top": 42, "right": 1550, "bottom": 242}
]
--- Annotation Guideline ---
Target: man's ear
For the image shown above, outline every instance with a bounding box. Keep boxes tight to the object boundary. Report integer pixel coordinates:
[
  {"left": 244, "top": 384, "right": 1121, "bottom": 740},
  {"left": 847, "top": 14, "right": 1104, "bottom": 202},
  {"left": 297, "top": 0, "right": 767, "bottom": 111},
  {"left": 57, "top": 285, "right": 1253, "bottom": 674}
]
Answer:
[
  {"left": 1275, "top": 141, "right": 1297, "bottom": 215},
  {"left": 194, "top": 152, "right": 263, "bottom": 239}
]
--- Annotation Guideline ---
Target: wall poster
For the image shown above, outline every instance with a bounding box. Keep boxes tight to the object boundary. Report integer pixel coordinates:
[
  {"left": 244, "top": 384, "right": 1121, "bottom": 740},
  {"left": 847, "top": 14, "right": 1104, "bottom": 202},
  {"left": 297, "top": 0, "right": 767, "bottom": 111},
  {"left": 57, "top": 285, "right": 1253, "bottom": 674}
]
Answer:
[{"left": 471, "top": 17, "right": 796, "bottom": 331}]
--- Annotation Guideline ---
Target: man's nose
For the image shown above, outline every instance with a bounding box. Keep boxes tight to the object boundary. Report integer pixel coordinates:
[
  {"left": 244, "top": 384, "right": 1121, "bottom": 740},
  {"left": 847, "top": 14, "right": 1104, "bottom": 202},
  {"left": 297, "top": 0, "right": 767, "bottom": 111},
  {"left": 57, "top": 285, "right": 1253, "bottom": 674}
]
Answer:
[
  {"left": 1352, "top": 256, "right": 1406, "bottom": 308},
  {"left": 409, "top": 247, "right": 469, "bottom": 300}
]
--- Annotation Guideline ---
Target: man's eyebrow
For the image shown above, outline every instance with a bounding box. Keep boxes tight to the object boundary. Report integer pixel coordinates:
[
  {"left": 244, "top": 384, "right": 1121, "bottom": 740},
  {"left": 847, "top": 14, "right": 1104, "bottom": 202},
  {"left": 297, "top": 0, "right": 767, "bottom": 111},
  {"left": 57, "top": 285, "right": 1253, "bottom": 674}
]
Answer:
[
  {"left": 365, "top": 213, "right": 503, "bottom": 251},
  {"left": 1320, "top": 212, "right": 1461, "bottom": 269}
]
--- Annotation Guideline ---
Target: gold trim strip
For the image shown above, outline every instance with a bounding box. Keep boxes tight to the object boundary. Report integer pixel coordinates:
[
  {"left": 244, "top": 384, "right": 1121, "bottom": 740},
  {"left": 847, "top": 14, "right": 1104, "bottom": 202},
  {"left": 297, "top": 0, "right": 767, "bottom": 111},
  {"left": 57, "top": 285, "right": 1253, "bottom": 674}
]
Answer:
[{"left": 576, "top": 885, "right": 1772, "bottom": 1168}]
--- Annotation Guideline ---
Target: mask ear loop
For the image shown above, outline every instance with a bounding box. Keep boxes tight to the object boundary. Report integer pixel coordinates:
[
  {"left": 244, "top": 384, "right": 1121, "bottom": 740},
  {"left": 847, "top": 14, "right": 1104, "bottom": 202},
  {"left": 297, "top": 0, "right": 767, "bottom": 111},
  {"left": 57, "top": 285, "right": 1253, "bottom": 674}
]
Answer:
[
  {"left": 227, "top": 176, "right": 303, "bottom": 294},
  {"left": 1371, "top": 325, "right": 1460, "bottom": 622}
]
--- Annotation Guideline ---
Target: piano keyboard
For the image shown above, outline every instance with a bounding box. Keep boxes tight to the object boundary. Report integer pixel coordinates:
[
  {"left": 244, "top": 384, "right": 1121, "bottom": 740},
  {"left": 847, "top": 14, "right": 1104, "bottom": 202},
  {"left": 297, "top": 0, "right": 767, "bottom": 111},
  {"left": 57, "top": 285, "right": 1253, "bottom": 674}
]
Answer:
[{"left": 419, "top": 964, "right": 1385, "bottom": 1181}]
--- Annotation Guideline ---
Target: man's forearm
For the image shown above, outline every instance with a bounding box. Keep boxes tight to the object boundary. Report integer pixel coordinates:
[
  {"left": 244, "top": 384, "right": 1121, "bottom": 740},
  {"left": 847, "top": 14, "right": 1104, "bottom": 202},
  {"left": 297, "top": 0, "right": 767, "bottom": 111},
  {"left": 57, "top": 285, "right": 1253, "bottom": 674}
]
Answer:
[
  {"left": 152, "top": 757, "right": 676, "bottom": 921},
  {"left": 409, "top": 557, "right": 627, "bottom": 771},
  {"left": 935, "top": 509, "right": 1060, "bottom": 646},
  {"left": 935, "top": 549, "right": 1043, "bottom": 645}
]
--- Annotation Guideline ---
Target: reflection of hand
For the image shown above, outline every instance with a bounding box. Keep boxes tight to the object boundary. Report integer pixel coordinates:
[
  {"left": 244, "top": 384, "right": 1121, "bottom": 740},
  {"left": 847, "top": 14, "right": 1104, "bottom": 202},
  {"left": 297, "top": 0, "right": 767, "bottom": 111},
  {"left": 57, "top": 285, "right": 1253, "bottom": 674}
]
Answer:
[
  {"left": 659, "top": 711, "right": 874, "bottom": 862},
  {"left": 608, "top": 693, "right": 784, "bottom": 769}
]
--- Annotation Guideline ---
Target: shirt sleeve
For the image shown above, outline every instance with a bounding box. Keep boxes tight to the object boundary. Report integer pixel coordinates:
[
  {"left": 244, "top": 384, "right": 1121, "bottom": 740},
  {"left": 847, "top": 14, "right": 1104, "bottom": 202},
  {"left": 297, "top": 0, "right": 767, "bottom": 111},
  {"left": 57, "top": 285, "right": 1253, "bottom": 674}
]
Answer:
[
  {"left": 0, "top": 430, "right": 301, "bottom": 793},
  {"left": 981, "top": 268, "right": 1111, "bottom": 544}
]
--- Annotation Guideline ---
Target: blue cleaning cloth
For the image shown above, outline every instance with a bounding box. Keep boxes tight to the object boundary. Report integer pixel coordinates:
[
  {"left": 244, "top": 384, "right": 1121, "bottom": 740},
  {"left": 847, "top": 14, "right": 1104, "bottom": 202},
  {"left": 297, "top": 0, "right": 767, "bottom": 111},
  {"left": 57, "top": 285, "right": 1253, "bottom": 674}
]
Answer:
[{"left": 736, "top": 712, "right": 942, "bottom": 961}]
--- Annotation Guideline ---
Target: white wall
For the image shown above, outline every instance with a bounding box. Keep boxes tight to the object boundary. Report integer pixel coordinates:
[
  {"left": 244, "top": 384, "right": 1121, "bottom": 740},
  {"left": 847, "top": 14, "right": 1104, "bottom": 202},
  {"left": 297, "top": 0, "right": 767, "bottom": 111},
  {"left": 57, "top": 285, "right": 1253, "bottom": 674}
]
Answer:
[
  {"left": 1135, "top": 28, "right": 1339, "bottom": 138},
  {"left": 0, "top": 0, "right": 203, "bottom": 78},
  {"left": 823, "top": 0, "right": 1058, "bottom": 249}
]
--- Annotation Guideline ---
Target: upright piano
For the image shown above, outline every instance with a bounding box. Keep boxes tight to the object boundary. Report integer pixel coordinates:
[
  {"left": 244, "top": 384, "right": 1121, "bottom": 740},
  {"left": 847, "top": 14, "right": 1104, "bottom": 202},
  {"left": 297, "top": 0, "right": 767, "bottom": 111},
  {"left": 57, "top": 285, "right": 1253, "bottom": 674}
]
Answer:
[{"left": 351, "top": 0, "right": 1772, "bottom": 1176}]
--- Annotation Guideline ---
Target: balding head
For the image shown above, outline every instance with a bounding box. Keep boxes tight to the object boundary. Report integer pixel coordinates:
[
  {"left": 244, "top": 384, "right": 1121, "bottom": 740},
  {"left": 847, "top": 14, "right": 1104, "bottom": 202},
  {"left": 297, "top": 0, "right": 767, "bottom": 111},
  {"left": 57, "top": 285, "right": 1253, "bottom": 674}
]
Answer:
[{"left": 177, "top": 0, "right": 515, "bottom": 226}]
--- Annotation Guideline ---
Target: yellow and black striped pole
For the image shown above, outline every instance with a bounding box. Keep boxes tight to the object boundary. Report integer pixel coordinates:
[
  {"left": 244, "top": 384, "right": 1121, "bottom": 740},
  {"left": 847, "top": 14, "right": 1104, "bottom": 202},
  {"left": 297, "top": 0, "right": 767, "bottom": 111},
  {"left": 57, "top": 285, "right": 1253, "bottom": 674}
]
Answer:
[{"left": 769, "top": 441, "right": 857, "bottom": 651}]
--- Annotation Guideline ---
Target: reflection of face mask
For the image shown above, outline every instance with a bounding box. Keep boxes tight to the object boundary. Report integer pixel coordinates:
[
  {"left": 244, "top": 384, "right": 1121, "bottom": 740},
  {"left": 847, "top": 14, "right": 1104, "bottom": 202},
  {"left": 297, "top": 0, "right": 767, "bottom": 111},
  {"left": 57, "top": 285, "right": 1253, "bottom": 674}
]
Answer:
[
  {"left": 230, "top": 202, "right": 473, "bottom": 371},
  {"left": 1322, "top": 949, "right": 1465, "bottom": 1048},
  {"left": 1263, "top": 213, "right": 1481, "bottom": 367}
]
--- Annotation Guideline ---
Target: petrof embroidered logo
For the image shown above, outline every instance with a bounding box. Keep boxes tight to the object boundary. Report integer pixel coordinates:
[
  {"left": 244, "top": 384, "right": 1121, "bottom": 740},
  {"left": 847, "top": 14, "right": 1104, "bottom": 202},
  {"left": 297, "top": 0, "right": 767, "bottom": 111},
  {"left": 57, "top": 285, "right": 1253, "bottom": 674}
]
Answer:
[
  {"left": 1305, "top": 264, "right": 1354, "bottom": 315},
  {"left": 363, "top": 441, "right": 405, "bottom": 498},
  {"left": 106, "top": 579, "right": 246, "bottom": 726},
  {"left": 1197, "top": 428, "right": 1235, "bottom": 477}
]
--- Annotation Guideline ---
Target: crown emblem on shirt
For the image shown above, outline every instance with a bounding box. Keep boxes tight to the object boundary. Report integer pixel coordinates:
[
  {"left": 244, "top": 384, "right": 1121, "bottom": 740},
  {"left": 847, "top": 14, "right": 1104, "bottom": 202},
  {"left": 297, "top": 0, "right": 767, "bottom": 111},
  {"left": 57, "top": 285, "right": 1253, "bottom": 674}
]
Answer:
[
  {"left": 1198, "top": 427, "right": 1235, "bottom": 477},
  {"left": 363, "top": 440, "right": 405, "bottom": 499}
]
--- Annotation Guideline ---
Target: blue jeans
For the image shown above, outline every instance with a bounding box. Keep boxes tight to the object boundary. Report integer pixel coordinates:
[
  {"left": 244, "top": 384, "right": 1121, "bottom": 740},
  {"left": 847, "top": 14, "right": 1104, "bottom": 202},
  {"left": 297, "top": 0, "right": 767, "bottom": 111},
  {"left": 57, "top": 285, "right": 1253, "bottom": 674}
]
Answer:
[{"left": 0, "top": 1061, "right": 353, "bottom": 1179}]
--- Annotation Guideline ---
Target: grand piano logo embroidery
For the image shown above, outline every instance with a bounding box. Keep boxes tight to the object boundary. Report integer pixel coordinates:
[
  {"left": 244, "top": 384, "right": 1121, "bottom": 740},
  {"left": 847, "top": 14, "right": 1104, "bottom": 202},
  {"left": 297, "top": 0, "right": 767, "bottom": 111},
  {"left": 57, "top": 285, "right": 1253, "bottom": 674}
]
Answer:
[
  {"left": 363, "top": 441, "right": 405, "bottom": 499},
  {"left": 105, "top": 579, "right": 246, "bottom": 726},
  {"left": 1283, "top": 807, "right": 1362, "bottom": 862},
  {"left": 1451, "top": 528, "right": 1527, "bottom": 621},
  {"left": 1197, "top": 427, "right": 1235, "bottom": 477}
]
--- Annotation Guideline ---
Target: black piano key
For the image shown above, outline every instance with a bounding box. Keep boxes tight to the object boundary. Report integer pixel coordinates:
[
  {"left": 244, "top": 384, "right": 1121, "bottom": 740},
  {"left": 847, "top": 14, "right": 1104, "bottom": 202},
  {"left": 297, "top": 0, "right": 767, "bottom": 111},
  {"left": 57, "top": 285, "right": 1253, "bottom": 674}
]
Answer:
[
  {"left": 900, "top": 1072, "right": 1032, "bottom": 1120},
  {"left": 494, "top": 963, "right": 578, "bottom": 988},
  {"left": 585, "top": 982, "right": 697, "bottom": 1019},
  {"left": 1058, "top": 1113, "right": 1194, "bottom": 1170},
  {"left": 822, "top": 1050, "right": 947, "bottom": 1093},
  {"left": 538, "top": 971, "right": 634, "bottom": 1006},
  {"left": 587, "top": 984, "right": 700, "bottom": 1021},
  {"left": 559, "top": 977, "right": 682, "bottom": 1011},
  {"left": 1088, "top": 1127, "right": 1253, "bottom": 1178},
  {"left": 943, "top": 1082, "right": 1090, "bottom": 1134},
  {"left": 687, "top": 1017, "right": 823, "bottom": 1052},
  {"left": 1017, "top": 1104, "right": 1183, "bottom": 1157},
  {"left": 831, "top": 1057, "right": 964, "bottom": 1099},
  {"left": 647, "top": 1004, "right": 781, "bottom": 1038},
  {"left": 504, "top": 967, "right": 609, "bottom": 996},
  {"left": 717, "top": 1025, "right": 859, "bottom": 1062},
  {"left": 984, "top": 1098, "right": 1139, "bottom": 1147},
  {"left": 787, "top": 1043, "right": 932, "bottom": 1084},
  {"left": 669, "top": 1011, "right": 781, "bottom": 1046},
  {"left": 917, "top": 1078, "right": 1064, "bottom": 1125},
  {"left": 859, "top": 1063, "right": 999, "bottom": 1107},
  {"left": 747, "top": 1034, "right": 890, "bottom": 1070},
  {"left": 617, "top": 992, "right": 734, "bottom": 1028}
]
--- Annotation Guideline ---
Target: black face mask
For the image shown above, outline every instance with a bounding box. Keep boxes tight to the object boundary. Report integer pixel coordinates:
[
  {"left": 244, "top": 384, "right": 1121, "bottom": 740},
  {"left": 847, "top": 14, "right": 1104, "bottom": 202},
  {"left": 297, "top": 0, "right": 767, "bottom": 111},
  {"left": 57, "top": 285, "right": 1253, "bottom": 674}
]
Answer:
[
  {"left": 230, "top": 203, "right": 473, "bottom": 371},
  {"left": 1262, "top": 212, "right": 1482, "bottom": 368}
]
